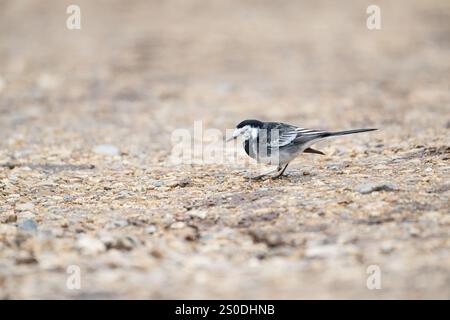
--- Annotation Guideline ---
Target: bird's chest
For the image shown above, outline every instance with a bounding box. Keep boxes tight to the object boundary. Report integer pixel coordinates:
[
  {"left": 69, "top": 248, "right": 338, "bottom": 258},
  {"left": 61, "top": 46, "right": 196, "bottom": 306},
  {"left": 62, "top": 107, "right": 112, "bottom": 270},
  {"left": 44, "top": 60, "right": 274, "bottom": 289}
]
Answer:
[
  {"left": 244, "top": 136, "right": 300, "bottom": 165},
  {"left": 243, "top": 137, "right": 273, "bottom": 163}
]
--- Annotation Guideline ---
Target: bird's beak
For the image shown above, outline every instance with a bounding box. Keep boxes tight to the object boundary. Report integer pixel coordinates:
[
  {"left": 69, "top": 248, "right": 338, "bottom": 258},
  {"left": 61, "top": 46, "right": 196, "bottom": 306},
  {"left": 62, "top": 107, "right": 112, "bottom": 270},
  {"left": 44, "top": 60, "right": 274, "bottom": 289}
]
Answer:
[{"left": 226, "top": 128, "right": 241, "bottom": 142}]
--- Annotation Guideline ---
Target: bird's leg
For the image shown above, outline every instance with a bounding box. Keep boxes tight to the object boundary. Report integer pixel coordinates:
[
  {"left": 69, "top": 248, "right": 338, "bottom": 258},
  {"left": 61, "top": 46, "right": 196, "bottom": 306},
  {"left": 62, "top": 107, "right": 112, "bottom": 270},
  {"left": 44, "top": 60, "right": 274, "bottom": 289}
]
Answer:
[{"left": 272, "top": 163, "right": 289, "bottom": 179}]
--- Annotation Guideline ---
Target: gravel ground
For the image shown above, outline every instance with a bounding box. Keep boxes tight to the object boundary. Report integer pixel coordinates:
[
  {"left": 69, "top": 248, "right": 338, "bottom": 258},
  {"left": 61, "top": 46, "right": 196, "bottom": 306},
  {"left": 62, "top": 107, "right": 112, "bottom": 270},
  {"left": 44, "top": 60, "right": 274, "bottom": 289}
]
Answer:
[{"left": 0, "top": 0, "right": 449, "bottom": 299}]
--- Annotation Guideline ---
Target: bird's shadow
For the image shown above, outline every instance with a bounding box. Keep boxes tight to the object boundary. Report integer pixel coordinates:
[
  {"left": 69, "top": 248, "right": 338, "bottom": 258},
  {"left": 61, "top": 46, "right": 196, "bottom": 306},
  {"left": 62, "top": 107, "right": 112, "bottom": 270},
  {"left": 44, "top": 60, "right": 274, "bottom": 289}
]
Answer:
[
  {"left": 245, "top": 174, "right": 296, "bottom": 181},
  {"left": 244, "top": 171, "right": 314, "bottom": 183}
]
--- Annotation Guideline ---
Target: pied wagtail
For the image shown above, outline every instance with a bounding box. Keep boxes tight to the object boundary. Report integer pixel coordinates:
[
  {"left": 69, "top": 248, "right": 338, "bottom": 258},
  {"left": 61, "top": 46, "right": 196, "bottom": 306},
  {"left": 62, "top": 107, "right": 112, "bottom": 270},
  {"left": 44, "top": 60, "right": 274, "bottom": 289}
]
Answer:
[{"left": 228, "top": 119, "right": 377, "bottom": 179}]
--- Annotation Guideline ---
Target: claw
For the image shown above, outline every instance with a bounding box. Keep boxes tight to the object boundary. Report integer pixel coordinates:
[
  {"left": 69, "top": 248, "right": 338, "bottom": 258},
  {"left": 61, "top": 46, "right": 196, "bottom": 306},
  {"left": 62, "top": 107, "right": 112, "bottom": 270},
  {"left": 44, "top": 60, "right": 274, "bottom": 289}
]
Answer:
[{"left": 271, "top": 173, "right": 286, "bottom": 179}]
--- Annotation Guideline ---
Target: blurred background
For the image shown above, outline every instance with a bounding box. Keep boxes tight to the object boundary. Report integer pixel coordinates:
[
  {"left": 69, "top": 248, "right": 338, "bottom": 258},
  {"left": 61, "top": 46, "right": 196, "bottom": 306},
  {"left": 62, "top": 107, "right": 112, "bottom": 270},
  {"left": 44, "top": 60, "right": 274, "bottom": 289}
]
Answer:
[
  {"left": 1, "top": 0, "right": 449, "bottom": 151},
  {"left": 0, "top": 0, "right": 449, "bottom": 299}
]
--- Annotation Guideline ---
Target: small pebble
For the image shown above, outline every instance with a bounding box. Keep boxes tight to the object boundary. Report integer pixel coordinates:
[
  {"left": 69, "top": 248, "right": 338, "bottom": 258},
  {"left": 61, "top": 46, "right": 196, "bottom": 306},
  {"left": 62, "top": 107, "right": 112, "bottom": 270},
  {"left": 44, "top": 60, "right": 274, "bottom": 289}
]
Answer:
[
  {"left": 63, "top": 195, "right": 74, "bottom": 201},
  {"left": 354, "top": 182, "right": 398, "bottom": 194},
  {"left": 145, "top": 225, "right": 157, "bottom": 234},
  {"left": 188, "top": 210, "right": 207, "bottom": 219},
  {"left": 15, "top": 202, "right": 34, "bottom": 212},
  {"left": 170, "top": 222, "right": 186, "bottom": 229},
  {"left": 93, "top": 144, "right": 120, "bottom": 156},
  {"left": 76, "top": 235, "right": 106, "bottom": 255},
  {"left": 18, "top": 219, "right": 38, "bottom": 232}
]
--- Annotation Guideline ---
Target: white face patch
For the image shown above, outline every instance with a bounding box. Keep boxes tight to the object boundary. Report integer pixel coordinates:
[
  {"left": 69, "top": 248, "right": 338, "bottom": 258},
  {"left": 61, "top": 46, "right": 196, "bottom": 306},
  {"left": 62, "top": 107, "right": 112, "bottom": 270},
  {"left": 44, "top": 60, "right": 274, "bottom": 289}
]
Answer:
[
  {"left": 240, "top": 125, "right": 255, "bottom": 140},
  {"left": 232, "top": 125, "right": 259, "bottom": 140}
]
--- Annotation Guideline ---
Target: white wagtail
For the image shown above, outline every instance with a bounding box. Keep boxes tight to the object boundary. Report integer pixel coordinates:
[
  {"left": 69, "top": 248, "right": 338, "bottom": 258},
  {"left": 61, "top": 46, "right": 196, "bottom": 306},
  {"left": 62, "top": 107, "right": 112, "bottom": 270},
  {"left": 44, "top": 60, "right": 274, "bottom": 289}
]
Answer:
[{"left": 227, "top": 119, "right": 377, "bottom": 179}]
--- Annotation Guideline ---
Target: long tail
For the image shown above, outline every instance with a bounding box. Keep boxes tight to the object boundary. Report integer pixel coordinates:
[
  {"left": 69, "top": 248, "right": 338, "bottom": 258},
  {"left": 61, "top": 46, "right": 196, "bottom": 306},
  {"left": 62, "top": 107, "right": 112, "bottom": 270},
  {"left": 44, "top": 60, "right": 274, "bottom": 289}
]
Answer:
[{"left": 322, "top": 128, "right": 377, "bottom": 138}]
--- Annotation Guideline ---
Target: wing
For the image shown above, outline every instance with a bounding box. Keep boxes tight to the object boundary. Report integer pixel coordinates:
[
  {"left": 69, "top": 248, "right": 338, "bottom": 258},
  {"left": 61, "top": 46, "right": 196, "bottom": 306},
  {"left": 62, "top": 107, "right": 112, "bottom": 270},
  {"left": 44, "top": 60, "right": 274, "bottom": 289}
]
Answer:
[{"left": 266, "top": 123, "right": 327, "bottom": 148}]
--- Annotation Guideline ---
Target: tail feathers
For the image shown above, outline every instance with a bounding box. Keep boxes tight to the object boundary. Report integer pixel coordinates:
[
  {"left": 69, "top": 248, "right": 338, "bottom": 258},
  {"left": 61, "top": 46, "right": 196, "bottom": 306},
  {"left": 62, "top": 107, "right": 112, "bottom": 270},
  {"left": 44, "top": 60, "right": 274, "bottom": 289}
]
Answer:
[
  {"left": 324, "top": 128, "right": 377, "bottom": 137},
  {"left": 304, "top": 147, "right": 325, "bottom": 155}
]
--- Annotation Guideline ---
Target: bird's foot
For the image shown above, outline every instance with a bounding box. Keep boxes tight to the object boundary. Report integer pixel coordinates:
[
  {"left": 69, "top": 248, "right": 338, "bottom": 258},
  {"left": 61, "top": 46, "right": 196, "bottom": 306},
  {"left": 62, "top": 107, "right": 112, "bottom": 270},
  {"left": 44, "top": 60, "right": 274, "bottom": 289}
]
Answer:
[
  {"left": 271, "top": 163, "right": 290, "bottom": 179},
  {"left": 271, "top": 173, "right": 287, "bottom": 180}
]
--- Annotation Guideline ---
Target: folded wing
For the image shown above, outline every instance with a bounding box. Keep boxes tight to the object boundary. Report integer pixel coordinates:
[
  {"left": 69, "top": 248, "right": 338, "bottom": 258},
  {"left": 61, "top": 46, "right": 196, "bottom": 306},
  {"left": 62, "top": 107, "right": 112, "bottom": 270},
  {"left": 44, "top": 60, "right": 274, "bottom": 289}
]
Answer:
[{"left": 266, "top": 123, "right": 326, "bottom": 148}]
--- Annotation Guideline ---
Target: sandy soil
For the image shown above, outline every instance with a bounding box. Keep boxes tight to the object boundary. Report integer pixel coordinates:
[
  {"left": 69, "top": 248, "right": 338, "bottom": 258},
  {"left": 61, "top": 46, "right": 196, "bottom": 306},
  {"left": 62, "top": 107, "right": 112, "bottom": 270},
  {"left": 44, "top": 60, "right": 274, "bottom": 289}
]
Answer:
[{"left": 0, "top": 0, "right": 449, "bottom": 299}]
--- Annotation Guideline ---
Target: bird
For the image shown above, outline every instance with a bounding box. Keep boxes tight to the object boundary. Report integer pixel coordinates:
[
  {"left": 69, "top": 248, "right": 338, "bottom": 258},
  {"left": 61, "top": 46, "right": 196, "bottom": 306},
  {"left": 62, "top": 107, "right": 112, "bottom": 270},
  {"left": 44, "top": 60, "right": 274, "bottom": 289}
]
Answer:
[{"left": 227, "top": 119, "right": 377, "bottom": 179}]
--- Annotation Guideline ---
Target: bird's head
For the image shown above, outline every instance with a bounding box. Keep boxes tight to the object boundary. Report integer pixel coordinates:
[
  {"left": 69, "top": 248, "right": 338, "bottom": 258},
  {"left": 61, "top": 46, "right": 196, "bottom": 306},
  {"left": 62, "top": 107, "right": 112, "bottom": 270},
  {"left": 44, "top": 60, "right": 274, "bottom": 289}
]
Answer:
[{"left": 227, "top": 119, "right": 264, "bottom": 142}]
